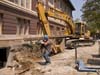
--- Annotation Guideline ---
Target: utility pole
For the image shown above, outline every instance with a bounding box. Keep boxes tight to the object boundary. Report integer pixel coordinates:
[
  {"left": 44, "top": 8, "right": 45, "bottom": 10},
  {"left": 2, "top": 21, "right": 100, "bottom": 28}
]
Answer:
[{"left": 74, "top": 42, "right": 78, "bottom": 63}]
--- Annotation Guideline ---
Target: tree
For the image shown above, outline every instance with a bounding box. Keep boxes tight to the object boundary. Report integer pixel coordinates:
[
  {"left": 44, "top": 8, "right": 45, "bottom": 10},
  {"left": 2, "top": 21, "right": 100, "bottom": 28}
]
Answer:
[{"left": 82, "top": 0, "right": 100, "bottom": 33}]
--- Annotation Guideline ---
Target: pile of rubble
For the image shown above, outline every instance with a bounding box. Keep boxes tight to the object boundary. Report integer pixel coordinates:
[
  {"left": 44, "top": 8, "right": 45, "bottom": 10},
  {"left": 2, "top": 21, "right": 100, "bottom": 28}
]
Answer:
[{"left": 0, "top": 43, "right": 45, "bottom": 75}]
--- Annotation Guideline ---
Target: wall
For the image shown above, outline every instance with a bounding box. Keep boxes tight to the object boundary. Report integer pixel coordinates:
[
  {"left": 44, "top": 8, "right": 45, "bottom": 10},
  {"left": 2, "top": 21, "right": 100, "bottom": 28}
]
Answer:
[{"left": 0, "top": 4, "right": 37, "bottom": 35}]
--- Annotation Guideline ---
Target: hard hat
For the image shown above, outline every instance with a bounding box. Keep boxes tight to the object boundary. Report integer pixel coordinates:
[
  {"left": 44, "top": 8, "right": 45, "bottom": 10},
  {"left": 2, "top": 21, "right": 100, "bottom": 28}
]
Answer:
[{"left": 43, "top": 35, "right": 48, "bottom": 41}]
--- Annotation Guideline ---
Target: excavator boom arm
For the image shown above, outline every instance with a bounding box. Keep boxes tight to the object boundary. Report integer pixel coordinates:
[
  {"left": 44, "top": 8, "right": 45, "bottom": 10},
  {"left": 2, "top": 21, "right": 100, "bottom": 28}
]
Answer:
[
  {"left": 36, "top": 2, "right": 51, "bottom": 36},
  {"left": 47, "top": 7, "right": 75, "bottom": 34},
  {"left": 37, "top": 2, "right": 75, "bottom": 36}
]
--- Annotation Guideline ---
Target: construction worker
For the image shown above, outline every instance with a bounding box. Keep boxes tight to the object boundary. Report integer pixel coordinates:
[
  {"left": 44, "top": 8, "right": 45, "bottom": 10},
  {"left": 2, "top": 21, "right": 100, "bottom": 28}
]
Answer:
[{"left": 40, "top": 35, "right": 51, "bottom": 65}]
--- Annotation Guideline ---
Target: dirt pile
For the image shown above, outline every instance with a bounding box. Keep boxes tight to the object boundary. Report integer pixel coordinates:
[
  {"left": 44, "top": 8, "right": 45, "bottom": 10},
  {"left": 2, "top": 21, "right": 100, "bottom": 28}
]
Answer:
[{"left": 0, "top": 44, "right": 45, "bottom": 75}]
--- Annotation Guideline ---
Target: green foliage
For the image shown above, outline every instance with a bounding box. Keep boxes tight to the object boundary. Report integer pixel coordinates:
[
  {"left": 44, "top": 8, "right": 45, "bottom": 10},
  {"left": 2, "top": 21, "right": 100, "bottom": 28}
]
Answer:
[{"left": 82, "top": 0, "right": 100, "bottom": 33}]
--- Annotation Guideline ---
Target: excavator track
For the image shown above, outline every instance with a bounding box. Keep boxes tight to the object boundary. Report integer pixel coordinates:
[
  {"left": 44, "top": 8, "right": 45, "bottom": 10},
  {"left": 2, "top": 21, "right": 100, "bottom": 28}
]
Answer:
[{"left": 66, "top": 39, "right": 95, "bottom": 49}]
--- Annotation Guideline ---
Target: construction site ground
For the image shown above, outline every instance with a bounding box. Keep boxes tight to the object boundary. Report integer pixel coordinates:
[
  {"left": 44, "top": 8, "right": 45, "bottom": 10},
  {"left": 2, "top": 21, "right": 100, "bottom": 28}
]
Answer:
[{"left": 0, "top": 40, "right": 100, "bottom": 75}]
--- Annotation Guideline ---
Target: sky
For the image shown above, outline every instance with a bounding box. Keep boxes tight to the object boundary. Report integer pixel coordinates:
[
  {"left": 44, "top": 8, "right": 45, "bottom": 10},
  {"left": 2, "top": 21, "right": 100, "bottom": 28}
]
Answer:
[{"left": 70, "top": 0, "right": 86, "bottom": 20}]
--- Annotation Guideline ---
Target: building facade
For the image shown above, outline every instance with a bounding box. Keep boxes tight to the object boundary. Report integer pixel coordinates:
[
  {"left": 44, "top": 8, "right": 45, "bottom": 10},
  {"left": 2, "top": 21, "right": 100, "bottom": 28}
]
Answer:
[{"left": 0, "top": 0, "right": 75, "bottom": 37}]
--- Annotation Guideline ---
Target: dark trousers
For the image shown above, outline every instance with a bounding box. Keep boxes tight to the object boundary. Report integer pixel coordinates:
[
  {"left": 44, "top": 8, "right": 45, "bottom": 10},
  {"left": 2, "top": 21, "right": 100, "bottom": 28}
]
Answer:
[{"left": 43, "top": 50, "right": 51, "bottom": 63}]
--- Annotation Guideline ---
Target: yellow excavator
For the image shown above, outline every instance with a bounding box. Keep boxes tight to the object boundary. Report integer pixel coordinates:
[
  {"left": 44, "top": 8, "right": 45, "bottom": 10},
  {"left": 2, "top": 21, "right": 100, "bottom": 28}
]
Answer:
[
  {"left": 36, "top": 0, "right": 94, "bottom": 50},
  {"left": 66, "top": 22, "right": 94, "bottom": 48}
]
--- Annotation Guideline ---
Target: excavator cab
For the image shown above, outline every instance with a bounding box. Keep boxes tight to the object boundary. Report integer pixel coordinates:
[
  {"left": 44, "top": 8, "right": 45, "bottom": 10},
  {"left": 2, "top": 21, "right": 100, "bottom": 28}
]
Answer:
[{"left": 75, "top": 22, "right": 90, "bottom": 39}]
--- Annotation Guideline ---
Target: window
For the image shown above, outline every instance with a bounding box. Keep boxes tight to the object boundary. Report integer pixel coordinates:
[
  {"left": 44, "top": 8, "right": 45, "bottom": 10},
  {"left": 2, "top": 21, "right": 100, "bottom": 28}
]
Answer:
[
  {"left": 8, "top": 0, "right": 32, "bottom": 10},
  {"left": 56, "top": 0, "right": 60, "bottom": 9},
  {"left": 65, "top": 6, "right": 68, "bottom": 12},
  {"left": 50, "top": 25, "right": 54, "bottom": 36},
  {"left": 24, "top": 20, "right": 30, "bottom": 35},
  {"left": 21, "top": 0, "right": 25, "bottom": 7},
  {"left": 81, "top": 25, "right": 85, "bottom": 34},
  {"left": 17, "top": 18, "right": 22, "bottom": 35},
  {"left": 14, "top": 0, "right": 18, "bottom": 4},
  {"left": 0, "top": 14, "right": 3, "bottom": 35},
  {"left": 61, "top": 2, "right": 66, "bottom": 12},
  {"left": 56, "top": 27, "right": 60, "bottom": 35},
  {"left": 26, "top": 0, "right": 31, "bottom": 9},
  {"left": 75, "top": 23, "right": 81, "bottom": 34},
  {"left": 49, "top": 0, "right": 54, "bottom": 5},
  {"left": 64, "top": 4, "right": 66, "bottom": 12},
  {"left": 17, "top": 18, "right": 30, "bottom": 35},
  {"left": 62, "top": 28, "right": 64, "bottom": 31},
  {"left": 66, "top": 7, "right": 72, "bottom": 17},
  {"left": 49, "top": 0, "right": 60, "bottom": 9}
]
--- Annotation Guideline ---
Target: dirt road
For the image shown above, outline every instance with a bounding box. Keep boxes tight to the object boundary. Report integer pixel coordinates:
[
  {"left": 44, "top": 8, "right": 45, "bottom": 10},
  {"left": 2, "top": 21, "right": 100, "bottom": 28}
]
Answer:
[{"left": 33, "top": 41, "right": 100, "bottom": 75}]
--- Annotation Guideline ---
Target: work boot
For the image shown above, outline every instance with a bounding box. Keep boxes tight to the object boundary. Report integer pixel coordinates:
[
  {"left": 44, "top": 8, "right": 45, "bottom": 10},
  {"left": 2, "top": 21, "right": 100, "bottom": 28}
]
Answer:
[
  {"left": 46, "top": 61, "right": 51, "bottom": 64},
  {"left": 41, "top": 61, "right": 51, "bottom": 65}
]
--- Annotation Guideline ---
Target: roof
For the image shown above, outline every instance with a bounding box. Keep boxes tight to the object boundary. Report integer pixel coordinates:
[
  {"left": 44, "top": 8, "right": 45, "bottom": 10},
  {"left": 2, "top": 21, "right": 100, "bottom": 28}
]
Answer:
[{"left": 65, "top": 0, "right": 75, "bottom": 10}]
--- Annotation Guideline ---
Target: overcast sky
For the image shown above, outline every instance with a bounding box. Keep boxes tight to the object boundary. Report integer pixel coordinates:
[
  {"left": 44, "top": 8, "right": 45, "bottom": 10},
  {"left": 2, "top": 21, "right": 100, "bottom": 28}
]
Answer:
[{"left": 70, "top": 0, "right": 86, "bottom": 20}]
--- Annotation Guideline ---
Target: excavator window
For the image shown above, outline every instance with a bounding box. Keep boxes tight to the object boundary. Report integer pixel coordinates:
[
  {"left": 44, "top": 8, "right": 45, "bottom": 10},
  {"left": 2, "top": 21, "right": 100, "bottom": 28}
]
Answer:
[{"left": 75, "top": 23, "right": 81, "bottom": 35}]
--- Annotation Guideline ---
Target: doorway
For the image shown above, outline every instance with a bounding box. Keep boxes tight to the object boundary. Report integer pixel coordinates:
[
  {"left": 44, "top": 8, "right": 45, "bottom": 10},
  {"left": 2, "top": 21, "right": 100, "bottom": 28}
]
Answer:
[{"left": 0, "top": 47, "right": 9, "bottom": 68}]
